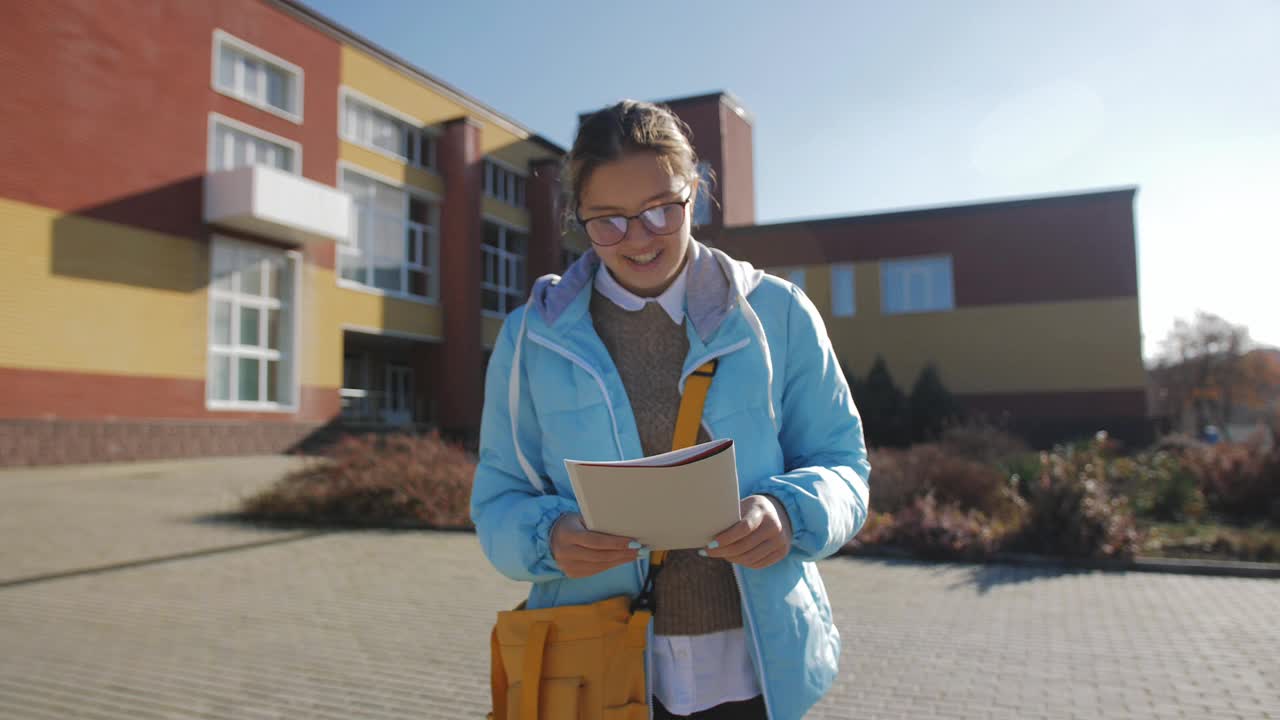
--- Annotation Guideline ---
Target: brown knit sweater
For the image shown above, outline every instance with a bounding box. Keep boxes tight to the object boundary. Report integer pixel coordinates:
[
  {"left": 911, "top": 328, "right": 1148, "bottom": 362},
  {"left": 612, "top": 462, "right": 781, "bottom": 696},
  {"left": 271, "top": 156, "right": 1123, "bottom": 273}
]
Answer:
[{"left": 590, "top": 290, "right": 744, "bottom": 636}]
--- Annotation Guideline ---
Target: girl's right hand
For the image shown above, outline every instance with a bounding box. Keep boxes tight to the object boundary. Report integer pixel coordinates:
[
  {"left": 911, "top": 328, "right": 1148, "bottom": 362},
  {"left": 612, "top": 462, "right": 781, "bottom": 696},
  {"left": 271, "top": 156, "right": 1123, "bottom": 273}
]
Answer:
[{"left": 549, "top": 513, "right": 642, "bottom": 578}]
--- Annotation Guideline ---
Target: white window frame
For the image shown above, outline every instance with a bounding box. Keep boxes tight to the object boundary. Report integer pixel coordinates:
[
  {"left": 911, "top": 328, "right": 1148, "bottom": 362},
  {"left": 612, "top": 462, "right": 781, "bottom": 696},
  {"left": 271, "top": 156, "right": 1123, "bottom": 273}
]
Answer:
[
  {"left": 206, "top": 235, "right": 302, "bottom": 412},
  {"left": 206, "top": 112, "right": 302, "bottom": 174},
  {"left": 211, "top": 29, "right": 303, "bottom": 123},
  {"left": 880, "top": 255, "right": 956, "bottom": 315},
  {"left": 483, "top": 157, "right": 528, "bottom": 208},
  {"left": 481, "top": 215, "right": 528, "bottom": 317},
  {"left": 830, "top": 264, "right": 856, "bottom": 317},
  {"left": 339, "top": 87, "right": 439, "bottom": 171},
  {"left": 383, "top": 363, "right": 415, "bottom": 424},
  {"left": 336, "top": 162, "right": 441, "bottom": 305}
]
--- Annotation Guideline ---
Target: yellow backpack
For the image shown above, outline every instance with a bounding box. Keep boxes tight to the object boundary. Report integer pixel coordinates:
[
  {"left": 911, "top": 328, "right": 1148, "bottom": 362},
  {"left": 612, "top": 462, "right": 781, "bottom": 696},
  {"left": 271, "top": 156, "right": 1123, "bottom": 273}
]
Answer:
[{"left": 487, "top": 360, "right": 719, "bottom": 719}]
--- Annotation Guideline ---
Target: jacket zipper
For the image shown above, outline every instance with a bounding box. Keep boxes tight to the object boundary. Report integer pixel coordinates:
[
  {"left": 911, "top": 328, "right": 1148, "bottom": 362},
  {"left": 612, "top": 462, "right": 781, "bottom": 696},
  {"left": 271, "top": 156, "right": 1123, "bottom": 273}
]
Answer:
[
  {"left": 707, "top": 417, "right": 775, "bottom": 720},
  {"left": 680, "top": 338, "right": 775, "bottom": 719}
]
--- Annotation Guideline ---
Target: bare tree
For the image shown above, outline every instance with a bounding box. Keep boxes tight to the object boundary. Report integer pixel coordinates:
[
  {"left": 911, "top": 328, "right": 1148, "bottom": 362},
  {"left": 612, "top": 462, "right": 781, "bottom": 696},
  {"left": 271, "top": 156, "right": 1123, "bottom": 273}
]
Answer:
[{"left": 1155, "top": 312, "right": 1252, "bottom": 439}]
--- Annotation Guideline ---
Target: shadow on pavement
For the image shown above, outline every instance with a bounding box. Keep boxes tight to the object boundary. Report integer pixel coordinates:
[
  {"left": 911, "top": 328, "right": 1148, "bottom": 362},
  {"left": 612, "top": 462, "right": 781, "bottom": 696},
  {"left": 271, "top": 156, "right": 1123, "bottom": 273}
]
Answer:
[
  {"left": 946, "top": 562, "right": 1095, "bottom": 594},
  {"left": 192, "top": 511, "right": 477, "bottom": 535}
]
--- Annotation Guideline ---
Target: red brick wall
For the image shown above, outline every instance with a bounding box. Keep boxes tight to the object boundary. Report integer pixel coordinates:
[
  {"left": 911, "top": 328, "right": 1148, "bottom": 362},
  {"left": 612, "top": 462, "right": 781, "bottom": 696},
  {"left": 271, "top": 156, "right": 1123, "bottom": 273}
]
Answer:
[
  {"left": 437, "top": 118, "right": 484, "bottom": 435},
  {"left": 0, "top": 0, "right": 340, "bottom": 241},
  {"left": 720, "top": 190, "right": 1139, "bottom": 305},
  {"left": 0, "top": 367, "right": 339, "bottom": 423},
  {"left": 719, "top": 102, "right": 756, "bottom": 227},
  {"left": 664, "top": 96, "right": 726, "bottom": 230},
  {"left": 0, "top": 419, "right": 325, "bottom": 468},
  {"left": 526, "top": 157, "right": 563, "bottom": 283}
]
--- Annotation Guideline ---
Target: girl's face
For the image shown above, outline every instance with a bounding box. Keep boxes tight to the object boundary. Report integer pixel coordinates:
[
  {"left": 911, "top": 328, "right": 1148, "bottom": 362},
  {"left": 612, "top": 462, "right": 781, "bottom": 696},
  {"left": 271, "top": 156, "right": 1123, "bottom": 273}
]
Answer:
[{"left": 577, "top": 151, "right": 696, "bottom": 298}]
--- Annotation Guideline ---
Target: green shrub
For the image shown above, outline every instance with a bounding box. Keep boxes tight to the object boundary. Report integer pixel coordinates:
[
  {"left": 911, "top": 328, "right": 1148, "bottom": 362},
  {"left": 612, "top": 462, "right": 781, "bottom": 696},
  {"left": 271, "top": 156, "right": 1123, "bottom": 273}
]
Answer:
[
  {"left": 1009, "top": 443, "right": 1141, "bottom": 560},
  {"left": 242, "top": 431, "right": 476, "bottom": 529},
  {"left": 868, "top": 443, "right": 1027, "bottom": 524},
  {"left": 1181, "top": 441, "right": 1280, "bottom": 522},
  {"left": 1109, "top": 451, "right": 1206, "bottom": 523},
  {"left": 888, "top": 493, "right": 1005, "bottom": 561},
  {"left": 939, "top": 419, "right": 1031, "bottom": 467}
]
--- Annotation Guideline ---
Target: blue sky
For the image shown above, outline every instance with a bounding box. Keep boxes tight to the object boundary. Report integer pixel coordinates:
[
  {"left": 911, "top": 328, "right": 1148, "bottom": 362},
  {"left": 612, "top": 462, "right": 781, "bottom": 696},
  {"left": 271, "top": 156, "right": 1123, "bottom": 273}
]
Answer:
[{"left": 301, "top": 0, "right": 1279, "bottom": 360}]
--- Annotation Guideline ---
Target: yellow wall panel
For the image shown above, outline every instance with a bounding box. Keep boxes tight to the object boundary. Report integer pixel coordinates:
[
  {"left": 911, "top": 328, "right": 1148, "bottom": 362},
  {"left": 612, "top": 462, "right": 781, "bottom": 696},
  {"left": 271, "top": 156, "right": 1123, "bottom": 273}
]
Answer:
[
  {"left": 299, "top": 264, "right": 343, "bottom": 388},
  {"left": 0, "top": 198, "right": 207, "bottom": 379},
  {"left": 481, "top": 316, "right": 504, "bottom": 349},
  {"left": 488, "top": 141, "right": 558, "bottom": 171},
  {"left": 482, "top": 197, "right": 531, "bottom": 230},
  {"left": 768, "top": 261, "right": 1145, "bottom": 394},
  {"left": 340, "top": 45, "right": 558, "bottom": 164},
  {"left": 339, "top": 143, "right": 446, "bottom": 196},
  {"left": 341, "top": 46, "right": 471, "bottom": 127},
  {"left": 333, "top": 286, "right": 444, "bottom": 341}
]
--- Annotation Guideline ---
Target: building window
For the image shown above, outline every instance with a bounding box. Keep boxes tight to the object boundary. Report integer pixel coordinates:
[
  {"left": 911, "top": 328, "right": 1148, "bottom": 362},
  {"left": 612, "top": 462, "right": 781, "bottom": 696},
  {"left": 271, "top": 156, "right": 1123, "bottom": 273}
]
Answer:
[
  {"left": 692, "top": 161, "right": 713, "bottom": 227},
  {"left": 212, "top": 30, "right": 302, "bottom": 122},
  {"left": 340, "top": 168, "right": 439, "bottom": 301},
  {"left": 881, "top": 256, "right": 955, "bottom": 315},
  {"left": 482, "top": 221, "right": 527, "bottom": 314},
  {"left": 484, "top": 160, "right": 527, "bottom": 207},
  {"left": 208, "top": 238, "right": 298, "bottom": 409},
  {"left": 831, "top": 264, "right": 855, "bottom": 317},
  {"left": 209, "top": 115, "right": 299, "bottom": 173},
  {"left": 341, "top": 91, "right": 437, "bottom": 170}
]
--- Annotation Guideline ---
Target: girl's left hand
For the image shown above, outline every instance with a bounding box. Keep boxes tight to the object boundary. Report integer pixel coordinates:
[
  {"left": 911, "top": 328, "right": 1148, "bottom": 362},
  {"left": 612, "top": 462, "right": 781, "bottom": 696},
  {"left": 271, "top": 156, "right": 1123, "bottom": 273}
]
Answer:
[{"left": 704, "top": 495, "right": 793, "bottom": 569}]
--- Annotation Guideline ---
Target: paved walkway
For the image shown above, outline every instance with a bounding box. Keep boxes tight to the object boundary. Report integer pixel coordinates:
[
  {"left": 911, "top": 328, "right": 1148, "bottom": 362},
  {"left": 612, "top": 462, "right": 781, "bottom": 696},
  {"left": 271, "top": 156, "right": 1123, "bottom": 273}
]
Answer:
[{"left": 1, "top": 457, "right": 1277, "bottom": 719}]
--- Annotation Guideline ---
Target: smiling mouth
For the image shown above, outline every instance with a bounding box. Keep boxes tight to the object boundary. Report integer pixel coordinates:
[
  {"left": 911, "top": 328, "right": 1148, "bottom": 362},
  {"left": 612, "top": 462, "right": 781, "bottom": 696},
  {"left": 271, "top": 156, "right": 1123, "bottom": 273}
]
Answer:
[{"left": 623, "top": 249, "right": 662, "bottom": 266}]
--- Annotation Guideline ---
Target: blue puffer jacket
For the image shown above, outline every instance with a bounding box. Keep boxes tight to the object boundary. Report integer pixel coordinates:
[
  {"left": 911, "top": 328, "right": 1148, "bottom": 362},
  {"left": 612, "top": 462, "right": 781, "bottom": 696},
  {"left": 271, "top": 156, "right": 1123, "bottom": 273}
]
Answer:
[{"left": 471, "top": 239, "right": 871, "bottom": 720}]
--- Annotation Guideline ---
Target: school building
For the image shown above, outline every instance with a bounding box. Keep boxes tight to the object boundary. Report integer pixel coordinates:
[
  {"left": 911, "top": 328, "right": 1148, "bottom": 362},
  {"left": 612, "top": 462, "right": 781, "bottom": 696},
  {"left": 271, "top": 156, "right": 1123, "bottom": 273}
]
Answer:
[
  {"left": 0, "top": 0, "right": 571, "bottom": 466},
  {"left": 0, "top": 3, "right": 1147, "bottom": 467}
]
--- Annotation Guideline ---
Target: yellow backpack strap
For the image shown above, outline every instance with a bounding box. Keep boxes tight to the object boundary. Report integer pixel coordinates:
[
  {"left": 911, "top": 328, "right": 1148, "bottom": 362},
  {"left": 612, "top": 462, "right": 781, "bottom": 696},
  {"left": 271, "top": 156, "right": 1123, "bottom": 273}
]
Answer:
[
  {"left": 672, "top": 359, "right": 718, "bottom": 452},
  {"left": 489, "top": 626, "right": 506, "bottom": 720},
  {"left": 652, "top": 359, "right": 719, "bottom": 571},
  {"left": 520, "top": 621, "right": 552, "bottom": 718}
]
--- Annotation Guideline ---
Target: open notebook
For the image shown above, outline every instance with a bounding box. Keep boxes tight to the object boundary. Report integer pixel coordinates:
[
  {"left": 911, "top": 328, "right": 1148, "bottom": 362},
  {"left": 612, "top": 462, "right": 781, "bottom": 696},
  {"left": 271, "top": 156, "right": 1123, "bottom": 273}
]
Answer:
[{"left": 564, "top": 439, "right": 741, "bottom": 551}]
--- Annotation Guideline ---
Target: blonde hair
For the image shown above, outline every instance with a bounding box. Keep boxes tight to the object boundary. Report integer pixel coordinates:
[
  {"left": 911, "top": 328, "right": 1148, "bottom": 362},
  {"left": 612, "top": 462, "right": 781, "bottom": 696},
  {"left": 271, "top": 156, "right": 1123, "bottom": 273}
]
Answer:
[{"left": 563, "top": 100, "right": 709, "bottom": 225}]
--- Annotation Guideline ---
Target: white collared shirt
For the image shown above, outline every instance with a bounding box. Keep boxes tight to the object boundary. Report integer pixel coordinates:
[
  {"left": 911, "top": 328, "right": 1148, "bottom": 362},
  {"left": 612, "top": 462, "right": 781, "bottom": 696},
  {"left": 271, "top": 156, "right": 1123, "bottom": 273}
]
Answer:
[
  {"left": 593, "top": 260, "right": 688, "bottom": 325},
  {"left": 593, "top": 259, "right": 763, "bottom": 715}
]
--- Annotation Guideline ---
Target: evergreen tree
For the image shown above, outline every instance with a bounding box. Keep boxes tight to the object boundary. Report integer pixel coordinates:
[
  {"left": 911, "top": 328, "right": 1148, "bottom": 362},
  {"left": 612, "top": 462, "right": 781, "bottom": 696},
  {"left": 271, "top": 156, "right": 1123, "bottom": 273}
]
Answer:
[
  {"left": 909, "top": 363, "right": 960, "bottom": 442},
  {"left": 852, "top": 355, "right": 911, "bottom": 447}
]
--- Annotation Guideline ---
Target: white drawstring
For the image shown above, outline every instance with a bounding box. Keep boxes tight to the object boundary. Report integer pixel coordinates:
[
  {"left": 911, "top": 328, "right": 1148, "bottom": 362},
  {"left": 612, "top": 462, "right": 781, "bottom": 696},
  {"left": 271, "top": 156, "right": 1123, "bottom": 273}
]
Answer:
[
  {"left": 739, "top": 290, "right": 779, "bottom": 431},
  {"left": 507, "top": 307, "right": 545, "bottom": 494}
]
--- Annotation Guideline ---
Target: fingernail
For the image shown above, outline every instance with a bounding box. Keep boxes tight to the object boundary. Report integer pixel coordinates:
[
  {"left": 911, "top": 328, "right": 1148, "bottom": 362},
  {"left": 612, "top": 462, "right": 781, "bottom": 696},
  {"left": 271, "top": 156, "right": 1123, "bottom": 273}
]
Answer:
[
  {"left": 698, "top": 549, "right": 708, "bottom": 557},
  {"left": 627, "top": 541, "right": 643, "bottom": 549},
  {"left": 706, "top": 541, "right": 720, "bottom": 550}
]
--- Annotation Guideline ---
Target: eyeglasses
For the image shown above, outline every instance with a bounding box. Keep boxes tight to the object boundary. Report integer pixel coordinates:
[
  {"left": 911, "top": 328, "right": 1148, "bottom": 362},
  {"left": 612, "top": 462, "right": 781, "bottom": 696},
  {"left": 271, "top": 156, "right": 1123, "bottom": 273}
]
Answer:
[{"left": 576, "top": 194, "right": 692, "bottom": 247}]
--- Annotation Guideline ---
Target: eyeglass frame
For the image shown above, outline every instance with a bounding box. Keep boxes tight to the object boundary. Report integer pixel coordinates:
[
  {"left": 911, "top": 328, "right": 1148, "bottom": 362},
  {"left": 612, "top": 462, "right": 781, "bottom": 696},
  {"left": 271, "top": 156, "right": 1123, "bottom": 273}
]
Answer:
[{"left": 573, "top": 191, "right": 694, "bottom": 247}]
